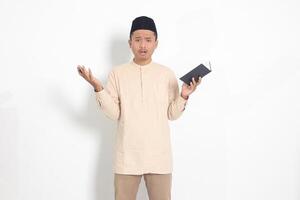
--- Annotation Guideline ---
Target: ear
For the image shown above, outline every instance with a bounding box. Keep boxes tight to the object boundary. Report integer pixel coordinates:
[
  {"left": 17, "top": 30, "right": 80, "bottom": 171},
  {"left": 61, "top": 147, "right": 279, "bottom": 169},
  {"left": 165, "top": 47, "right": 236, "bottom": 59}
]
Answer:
[
  {"left": 128, "top": 39, "right": 132, "bottom": 48},
  {"left": 154, "top": 39, "right": 158, "bottom": 49}
]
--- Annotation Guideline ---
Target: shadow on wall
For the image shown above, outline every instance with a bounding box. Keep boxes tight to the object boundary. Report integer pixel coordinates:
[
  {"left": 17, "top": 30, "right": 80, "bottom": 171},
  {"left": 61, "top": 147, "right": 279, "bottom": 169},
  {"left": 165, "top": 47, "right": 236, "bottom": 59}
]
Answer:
[
  {"left": 108, "top": 34, "right": 132, "bottom": 67},
  {"left": 48, "top": 80, "right": 116, "bottom": 199},
  {"left": 0, "top": 91, "right": 18, "bottom": 200}
]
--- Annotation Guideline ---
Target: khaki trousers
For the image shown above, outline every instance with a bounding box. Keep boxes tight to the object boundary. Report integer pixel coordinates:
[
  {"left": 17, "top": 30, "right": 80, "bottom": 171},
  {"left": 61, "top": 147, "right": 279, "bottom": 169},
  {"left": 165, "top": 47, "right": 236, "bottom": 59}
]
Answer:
[{"left": 114, "top": 173, "right": 172, "bottom": 200}]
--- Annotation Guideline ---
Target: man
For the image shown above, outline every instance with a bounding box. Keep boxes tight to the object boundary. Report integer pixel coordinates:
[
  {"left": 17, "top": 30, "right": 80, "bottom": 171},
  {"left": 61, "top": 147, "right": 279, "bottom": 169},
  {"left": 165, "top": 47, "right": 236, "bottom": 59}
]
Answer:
[{"left": 77, "top": 16, "right": 201, "bottom": 200}]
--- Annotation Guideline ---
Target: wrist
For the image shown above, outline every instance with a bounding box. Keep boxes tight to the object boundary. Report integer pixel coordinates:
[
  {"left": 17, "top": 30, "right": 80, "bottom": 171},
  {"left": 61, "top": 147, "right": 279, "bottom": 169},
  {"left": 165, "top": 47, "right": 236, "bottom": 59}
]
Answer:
[
  {"left": 181, "top": 93, "right": 189, "bottom": 100},
  {"left": 94, "top": 85, "right": 103, "bottom": 92}
]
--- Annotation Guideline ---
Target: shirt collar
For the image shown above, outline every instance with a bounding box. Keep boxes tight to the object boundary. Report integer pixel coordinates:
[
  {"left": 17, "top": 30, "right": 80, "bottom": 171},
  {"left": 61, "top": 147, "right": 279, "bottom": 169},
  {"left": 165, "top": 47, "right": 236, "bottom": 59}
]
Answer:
[{"left": 130, "top": 59, "right": 153, "bottom": 68}]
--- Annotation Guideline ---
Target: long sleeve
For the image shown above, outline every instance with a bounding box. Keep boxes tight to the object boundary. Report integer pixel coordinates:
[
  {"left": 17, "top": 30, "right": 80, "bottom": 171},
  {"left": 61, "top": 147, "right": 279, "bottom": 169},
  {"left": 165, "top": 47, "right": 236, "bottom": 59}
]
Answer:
[
  {"left": 95, "top": 70, "right": 120, "bottom": 121},
  {"left": 167, "top": 71, "right": 188, "bottom": 120}
]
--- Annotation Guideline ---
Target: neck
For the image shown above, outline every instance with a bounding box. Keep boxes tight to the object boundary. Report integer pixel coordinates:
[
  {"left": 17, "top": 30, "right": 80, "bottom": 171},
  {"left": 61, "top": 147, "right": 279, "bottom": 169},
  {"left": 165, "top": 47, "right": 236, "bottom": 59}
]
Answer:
[{"left": 133, "top": 58, "right": 152, "bottom": 66}]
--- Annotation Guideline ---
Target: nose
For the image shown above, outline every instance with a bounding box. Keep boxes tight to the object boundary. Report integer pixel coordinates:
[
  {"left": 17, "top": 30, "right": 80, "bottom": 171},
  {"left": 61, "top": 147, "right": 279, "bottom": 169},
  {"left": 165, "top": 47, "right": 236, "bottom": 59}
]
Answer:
[{"left": 139, "top": 40, "right": 146, "bottom": 48}]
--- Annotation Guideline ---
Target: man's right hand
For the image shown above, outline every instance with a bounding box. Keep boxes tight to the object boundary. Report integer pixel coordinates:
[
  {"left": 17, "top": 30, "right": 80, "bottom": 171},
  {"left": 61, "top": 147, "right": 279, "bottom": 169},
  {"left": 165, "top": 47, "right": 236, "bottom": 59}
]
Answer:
[{"left": 77, "top": 65, "right": 103, "bottom": 92}]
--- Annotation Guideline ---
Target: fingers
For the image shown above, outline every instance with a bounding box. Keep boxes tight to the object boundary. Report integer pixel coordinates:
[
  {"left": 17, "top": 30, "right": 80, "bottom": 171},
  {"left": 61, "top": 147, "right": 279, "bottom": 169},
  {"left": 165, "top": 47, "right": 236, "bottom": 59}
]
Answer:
[
  {"left": 77, "top": 65, "right": 82, "bottom": 74},
  {"left": 192, "top": 77, "right": 197, "bottom": 86},
  {"left": 77, "top": 65, "right": 90, "bottom": 77},
  {"left": 188, "top": 77, "right": 201, "bottom": 91},
  {"left": 88, "top": 68, "right": 92, "bottom": 79},
  {"left": 196, "top": 76, "right": 202, "bottom": 86},
  {"left": 77, "top": 65, "right": 86, "bottom": 75},
  {"left": 77, "top": 65, "right": 93, "bottom": 83},
  {"left": 192, "top": 77, "right": 201, "bottom": 88},
  {"left": 189, "top": 81, "right": 194, "bottom": 89},
  {"left": 189, "top": 77, "right": 196, "bottom": 89}
]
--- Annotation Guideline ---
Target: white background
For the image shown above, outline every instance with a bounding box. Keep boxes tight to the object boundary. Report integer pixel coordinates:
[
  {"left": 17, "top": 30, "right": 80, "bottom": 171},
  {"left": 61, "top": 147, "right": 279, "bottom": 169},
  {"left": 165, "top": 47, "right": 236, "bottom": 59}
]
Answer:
[{"left": 1, "top": 0, "right": 300, "bottom": 199}]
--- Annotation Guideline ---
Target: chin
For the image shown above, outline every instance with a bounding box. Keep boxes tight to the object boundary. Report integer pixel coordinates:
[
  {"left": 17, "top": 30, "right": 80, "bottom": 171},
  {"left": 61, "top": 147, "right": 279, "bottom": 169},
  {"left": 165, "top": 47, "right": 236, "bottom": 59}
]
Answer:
[{"left": 137, "top": 57, "right": 148, "bottom": 61}]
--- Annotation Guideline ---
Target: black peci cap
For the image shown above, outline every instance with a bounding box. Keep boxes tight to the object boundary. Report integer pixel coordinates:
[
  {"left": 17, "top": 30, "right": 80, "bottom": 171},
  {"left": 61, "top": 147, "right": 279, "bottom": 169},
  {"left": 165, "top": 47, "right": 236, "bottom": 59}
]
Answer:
[{"left": 130, "top": 16, "right": 157, "bottom": 40}]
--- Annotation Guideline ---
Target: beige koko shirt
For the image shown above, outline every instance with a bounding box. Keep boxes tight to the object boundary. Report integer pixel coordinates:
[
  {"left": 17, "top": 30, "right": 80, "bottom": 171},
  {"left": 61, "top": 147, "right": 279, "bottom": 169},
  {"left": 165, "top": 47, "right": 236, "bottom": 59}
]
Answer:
[{"left": 95, "top": 59, "right": 188, "bottom": 175}]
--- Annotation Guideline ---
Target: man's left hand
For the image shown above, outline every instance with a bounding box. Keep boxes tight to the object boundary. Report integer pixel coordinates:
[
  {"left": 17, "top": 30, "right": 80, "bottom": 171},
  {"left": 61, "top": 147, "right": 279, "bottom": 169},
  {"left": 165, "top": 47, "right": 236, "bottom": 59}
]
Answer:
[{"left": 181, "top": 77, "right": 202, "bottom": 99}]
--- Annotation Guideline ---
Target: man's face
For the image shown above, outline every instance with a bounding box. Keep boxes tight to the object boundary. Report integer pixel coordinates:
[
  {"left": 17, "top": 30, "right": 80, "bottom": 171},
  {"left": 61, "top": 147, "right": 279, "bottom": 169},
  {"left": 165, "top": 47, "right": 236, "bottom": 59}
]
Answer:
[{"left": 129, "top": 29, "right": 158, "bottom": 62}]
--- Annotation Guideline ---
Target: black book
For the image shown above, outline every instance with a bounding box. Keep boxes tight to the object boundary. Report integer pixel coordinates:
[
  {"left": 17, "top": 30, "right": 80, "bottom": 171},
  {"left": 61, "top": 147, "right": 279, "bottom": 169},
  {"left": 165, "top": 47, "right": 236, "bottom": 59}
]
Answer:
[{"left": 180, "top": 62, "right": 212, "bottom": 85}]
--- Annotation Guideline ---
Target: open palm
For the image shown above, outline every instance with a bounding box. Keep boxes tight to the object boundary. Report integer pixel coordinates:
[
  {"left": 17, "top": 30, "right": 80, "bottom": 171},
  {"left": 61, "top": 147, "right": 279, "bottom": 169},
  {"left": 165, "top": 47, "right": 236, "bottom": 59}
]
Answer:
[{"left": 77, "top": 65, "right": 103, "bottom": 91}]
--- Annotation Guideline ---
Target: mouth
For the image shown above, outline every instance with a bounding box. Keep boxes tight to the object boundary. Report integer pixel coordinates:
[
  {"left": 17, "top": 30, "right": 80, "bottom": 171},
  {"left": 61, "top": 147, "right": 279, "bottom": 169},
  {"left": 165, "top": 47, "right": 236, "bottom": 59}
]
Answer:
[{"left": 139, "top": 50, "right": 147, "bottom": 55}]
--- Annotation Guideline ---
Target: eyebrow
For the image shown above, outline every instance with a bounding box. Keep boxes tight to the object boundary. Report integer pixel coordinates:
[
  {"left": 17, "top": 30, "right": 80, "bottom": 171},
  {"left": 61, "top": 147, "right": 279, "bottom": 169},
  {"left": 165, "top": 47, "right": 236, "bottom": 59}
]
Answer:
[{"left": 134, "top": 36, "right": 153, "bottom": 39}]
